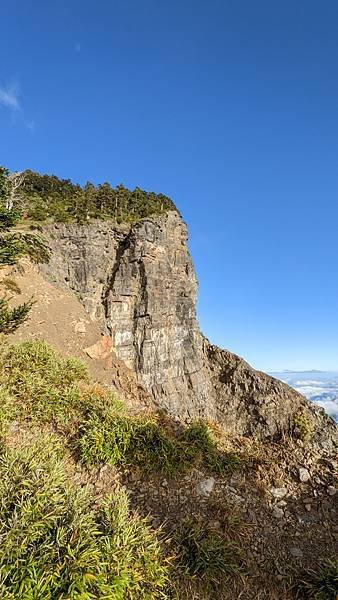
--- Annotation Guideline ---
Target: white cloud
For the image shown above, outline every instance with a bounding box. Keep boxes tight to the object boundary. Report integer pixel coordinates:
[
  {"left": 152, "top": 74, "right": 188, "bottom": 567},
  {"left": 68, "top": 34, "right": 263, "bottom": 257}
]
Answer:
[
  {"left": 25, "top": 120, "right": 36, "bottom": 133},
  {"left": 0, "top": 81, "right": 36, "bottom": 132},
  {"left": 0, "top": 82, "right": 20, "bottom": 111}
]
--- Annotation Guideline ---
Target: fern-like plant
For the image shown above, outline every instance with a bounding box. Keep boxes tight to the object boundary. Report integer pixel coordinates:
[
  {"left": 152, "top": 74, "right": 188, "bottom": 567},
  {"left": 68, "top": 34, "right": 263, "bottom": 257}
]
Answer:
[{"left": 0, "top": 296, "right": 34, "bottom": 334}]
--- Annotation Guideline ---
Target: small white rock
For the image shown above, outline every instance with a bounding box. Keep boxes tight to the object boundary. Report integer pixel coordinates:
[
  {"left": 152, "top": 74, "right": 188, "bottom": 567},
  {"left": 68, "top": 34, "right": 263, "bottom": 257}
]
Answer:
[
  {"left": 74, "top": 320, "right": 86, "bottom": 334},
  {"left": 196, "top": 477, "right": 215, "bottom": 497},
  {"left": 299, "top": 468, "right": 310, "bottom": 482},
  {"left": 290, "top": 547, "right": 303, "bottom": 558},
  {"left": 270, "top": 487, "right": 287, "bottom": 499},
  {"left": 327, "top": 486, "right": 337, "bottom": 496},
  {"left": 272, "top": 507, "right": 284, "bottom": 519}
]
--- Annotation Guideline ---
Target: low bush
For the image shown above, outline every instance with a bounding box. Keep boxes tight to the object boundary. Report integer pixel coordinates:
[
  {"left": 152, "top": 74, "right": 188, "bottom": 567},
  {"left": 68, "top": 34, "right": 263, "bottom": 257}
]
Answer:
[
  {"left": 294, "top": 410, "right": 314, "bottom": 441},
  {"left": 0, "top": 297, "right": 34, "bottom": 334},
  {"left": 0, "top": 433, "right": 169, "bottom": 599},
  {"left": 0, "top": 340, "right": 88, "bottom": 425},
  {"left": 297, "top": 560, "right": 338, "bottom": 599},
  {"left": 0, "top": 206, "right": 21, "bottom": 231},
  {"left": 18, "top": 232, "right": 51, "bottom": 263},
  {"left": 0, "top": 234, "right": 25, "bottom": 265},
  {"left": 180, "top": 421, "right": 242, "bottom": 474},
  {"left": 177, "top": 519, "right": 243, "bottom": 588},
  {"left": 79, "top": 411, "right": 240, "bottom": 476},
  {"left": 0, "top": 233, "right": 50, "bottom": 266}
]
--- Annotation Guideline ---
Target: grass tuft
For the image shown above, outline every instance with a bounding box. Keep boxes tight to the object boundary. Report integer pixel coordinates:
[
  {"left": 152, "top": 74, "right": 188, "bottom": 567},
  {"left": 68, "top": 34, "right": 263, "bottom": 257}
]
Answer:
[
  {"left": 177, "top": 518, "right": 243, "bottom": 587},
  {"left": 0, "top": 432, "right": 169, "bottom": 599},
  {"left": 0, "top": 340, "right": 88, "bottom": 425},
  {"left": 180, "top": 421, "right": 242, "bottom": 474},
  {"left": 79, "top": 412, "right": 241, "bottom": 476},
  {"left": 297, "top": 560, "right": 338, "bottom": 599}
]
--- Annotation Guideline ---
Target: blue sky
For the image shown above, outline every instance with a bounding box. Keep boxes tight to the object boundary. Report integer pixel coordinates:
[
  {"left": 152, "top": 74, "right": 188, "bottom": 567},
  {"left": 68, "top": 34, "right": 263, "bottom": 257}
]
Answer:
[{"left": 1, "top": 0, "right": 338, "bottom": 371}]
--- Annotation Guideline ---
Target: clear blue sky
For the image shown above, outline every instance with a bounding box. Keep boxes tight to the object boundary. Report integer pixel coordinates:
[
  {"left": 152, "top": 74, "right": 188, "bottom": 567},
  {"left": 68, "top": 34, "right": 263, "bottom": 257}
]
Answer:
[{"left": 1, "top": 0, "right": 338, "bottom": 371}]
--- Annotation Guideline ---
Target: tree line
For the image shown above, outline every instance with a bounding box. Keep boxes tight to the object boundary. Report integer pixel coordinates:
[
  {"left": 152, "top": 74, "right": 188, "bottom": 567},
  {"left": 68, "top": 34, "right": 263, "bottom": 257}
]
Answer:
[{"left": 20, "top": 169, "right": 177, "bottom": 224}]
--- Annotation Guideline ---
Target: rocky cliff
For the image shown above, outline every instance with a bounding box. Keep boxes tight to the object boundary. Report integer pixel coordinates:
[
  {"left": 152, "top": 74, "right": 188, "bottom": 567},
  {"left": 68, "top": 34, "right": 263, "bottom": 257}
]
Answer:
[{"left": 41, "top": 210, "right": 334, "bottom": 439}]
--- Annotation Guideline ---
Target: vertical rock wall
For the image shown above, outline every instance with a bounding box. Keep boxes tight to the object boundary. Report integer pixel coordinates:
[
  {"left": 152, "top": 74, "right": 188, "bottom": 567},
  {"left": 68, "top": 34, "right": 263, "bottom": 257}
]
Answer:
[
  {"left": 43, "top": 212, "right": 213, "bottom": 418},
  {"left": 42, "top": 210, "right": 330, "bottom": 438}
]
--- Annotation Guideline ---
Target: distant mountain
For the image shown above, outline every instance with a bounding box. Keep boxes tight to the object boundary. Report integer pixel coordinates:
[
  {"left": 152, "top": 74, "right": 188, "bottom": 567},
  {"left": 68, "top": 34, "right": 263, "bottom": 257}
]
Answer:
[{"left": 281, "top": 369, "right": 324, "bottom": 374}]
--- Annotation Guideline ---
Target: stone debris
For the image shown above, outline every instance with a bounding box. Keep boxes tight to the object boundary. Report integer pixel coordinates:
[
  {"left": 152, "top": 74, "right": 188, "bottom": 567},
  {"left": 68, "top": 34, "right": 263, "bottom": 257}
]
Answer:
[
  {"left": 272, "top": 507, "right": 284, "bottom": 519},
  {"left": 270, "top": 487, "right": 287, "bottom": 499},
  {"left": 195, "top": 477, "right": 215, "bottom": 497},
  {"left": 74, "top": 320, "right": 86, "bottom": 334},
  {"left": 290, "top": 547, "right": 303, "bottom": 558},
  {"left": 299, "top": 468, "right": 310, "bottom": 483},
  {"left": 225, "top": 486, "right": 245, "bottom": 503},
  {"left": 84, "top": 335, "right": 113, "bottom": 359}
]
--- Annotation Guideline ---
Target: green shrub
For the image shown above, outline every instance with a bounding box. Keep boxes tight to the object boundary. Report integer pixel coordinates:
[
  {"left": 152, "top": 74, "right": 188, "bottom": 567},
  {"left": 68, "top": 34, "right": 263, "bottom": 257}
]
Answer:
[
  {"left": 0, "top": 167, "right": 10, "bottom": 203},
  {"left": 177, "top": 519, "right": 243, "bottom": 586},
  {"left": 0, "top": 434, "right": 169, "bottom": 599},
  {"left": 180, "top": 422, "right": 242, "bottom": 474},
  {"left": 126, "top": 419, "right": 181, "bottom": 473},
  {"left": 297, "top": 560, "right": 338, "bottom": 599},
  {"left": 78, "top": 410, "right": 133, "bottom": 466},
  {"left": 0, "top": 297, "right": 34, "bottom": 334},
  {"left": 0, "top": 385, "right": 12, "bottom": 443},
  {"left": 294, "top": 410, "right": 313, "bottom": 441},
  {"left": 0, "top": 234, "right": 25, "bottom": 265},
  {"left": 19, "top": 233, "right": 51, "bottom": 263},
  {"left": 0, "top": 341, "right": 241, "bottom": 478},
  {"left": 79, "top": 412, "right": 240, "bottom": 476},
  {"left": 78, "top": 411, "right": 180, "bottom": 472},
  {"left": 0, "top": 206, "right": 21, "bottom": 231},
  {"left": 0, "top": 340, "right": 88, "bottom": 425},
  {"left": 0, "top": 233, "right": 50, "bottom": 266}
]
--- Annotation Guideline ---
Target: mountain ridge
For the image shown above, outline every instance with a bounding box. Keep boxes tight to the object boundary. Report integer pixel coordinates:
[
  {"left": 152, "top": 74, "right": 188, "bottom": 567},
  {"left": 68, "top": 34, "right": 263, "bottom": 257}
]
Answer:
[{"left": 35, "top": 208, "right": 336, "bottom": 444}]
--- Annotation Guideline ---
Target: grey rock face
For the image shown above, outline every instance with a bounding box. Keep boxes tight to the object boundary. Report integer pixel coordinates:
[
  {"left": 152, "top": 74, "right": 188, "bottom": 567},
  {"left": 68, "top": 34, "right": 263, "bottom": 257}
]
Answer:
[
  {"left": 43, "top": 212, "right": 212, "bottom": 418},
  {"left": 41, "top": 211, "right": 335, "bottom": 439}
]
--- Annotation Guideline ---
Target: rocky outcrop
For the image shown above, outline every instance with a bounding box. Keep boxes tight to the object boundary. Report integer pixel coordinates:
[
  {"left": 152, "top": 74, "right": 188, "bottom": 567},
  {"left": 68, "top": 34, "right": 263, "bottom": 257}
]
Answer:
[
  {"left": 4, "top": 259, "right": 152, "bottom": 410},
  {"left": 41, "top": 211, "right": 335, "bottom": 439}
]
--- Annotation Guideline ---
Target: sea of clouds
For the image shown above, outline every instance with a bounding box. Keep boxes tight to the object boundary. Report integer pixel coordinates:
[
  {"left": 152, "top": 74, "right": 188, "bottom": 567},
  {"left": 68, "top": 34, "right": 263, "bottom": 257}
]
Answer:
[{"left": 270, "top": 371, "right": 338, "bottom": 422}]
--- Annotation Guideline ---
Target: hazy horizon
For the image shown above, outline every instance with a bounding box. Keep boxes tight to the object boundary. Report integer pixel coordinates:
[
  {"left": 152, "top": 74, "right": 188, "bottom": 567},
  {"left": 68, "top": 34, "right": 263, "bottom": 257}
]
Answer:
[{"left": 270, "top": 370, "right": 338, "bottom": 421}]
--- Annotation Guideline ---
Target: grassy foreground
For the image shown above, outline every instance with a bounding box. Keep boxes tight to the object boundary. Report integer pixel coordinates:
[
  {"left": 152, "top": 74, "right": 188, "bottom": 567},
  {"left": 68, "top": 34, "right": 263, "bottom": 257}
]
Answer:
[
  {"left": 0, "top": 340, "right": 244, "bottom": 599},
  {"left": 0, "top": 340, "right": 336, "bottom": 599},
  {"left": 0, "top": 340, "right": 241, "bottom": 477},
  {"left": 0, "top": 435, "right": 168, "bottom": 599}
]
